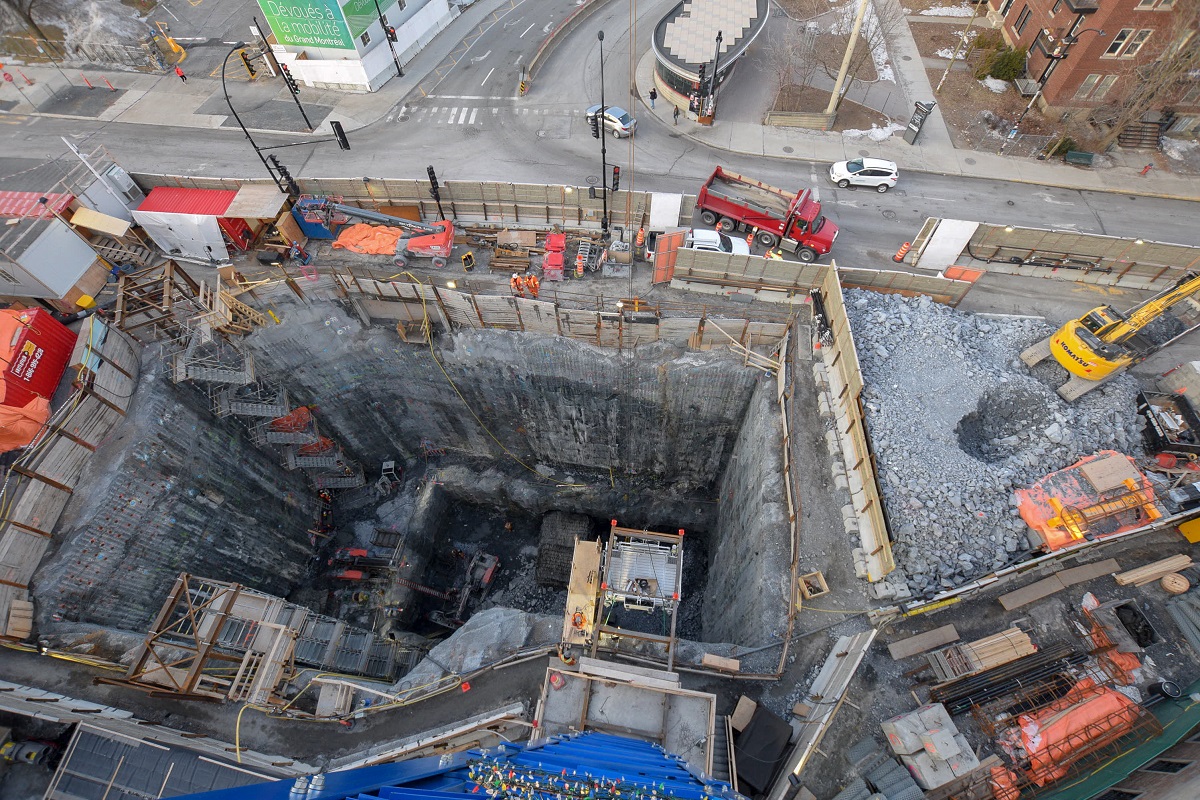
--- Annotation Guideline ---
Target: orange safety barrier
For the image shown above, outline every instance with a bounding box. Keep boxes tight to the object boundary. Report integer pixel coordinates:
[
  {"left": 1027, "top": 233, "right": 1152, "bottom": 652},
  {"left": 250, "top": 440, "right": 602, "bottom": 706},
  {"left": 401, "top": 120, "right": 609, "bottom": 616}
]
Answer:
[{"left": 892, "top": 242, "right": 912, "bottom": 262}]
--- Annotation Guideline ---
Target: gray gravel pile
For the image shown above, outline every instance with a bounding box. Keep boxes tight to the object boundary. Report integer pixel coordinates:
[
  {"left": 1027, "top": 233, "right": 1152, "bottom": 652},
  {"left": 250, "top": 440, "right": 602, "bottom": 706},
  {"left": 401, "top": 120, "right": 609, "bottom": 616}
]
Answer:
[{"left": 845, "top": 291, "right": 1145, "bottom": 596}]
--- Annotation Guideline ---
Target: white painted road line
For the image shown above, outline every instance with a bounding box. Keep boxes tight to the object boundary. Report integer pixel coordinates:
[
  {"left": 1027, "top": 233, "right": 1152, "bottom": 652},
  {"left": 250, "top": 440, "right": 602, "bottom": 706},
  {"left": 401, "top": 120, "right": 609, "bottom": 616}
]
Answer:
[
  {"left": 521, "top": 23, "right": 535, "bottom": 38},
  {"left": 481, "top": 67, "right": 495, "bottom": 86},
  {"left": 469, "top": 108, "right": 478, "bottom": 124},
  {"left": 458, "top": 107, "right": 469, "bottom": 124}
]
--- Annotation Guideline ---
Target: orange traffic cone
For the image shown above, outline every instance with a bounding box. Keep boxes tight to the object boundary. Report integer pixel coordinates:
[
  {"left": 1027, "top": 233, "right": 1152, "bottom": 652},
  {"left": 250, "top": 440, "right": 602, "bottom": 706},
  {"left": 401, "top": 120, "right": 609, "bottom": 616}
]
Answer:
[{"left": 893, "top": 242, "right": 912, "bottom": 263}]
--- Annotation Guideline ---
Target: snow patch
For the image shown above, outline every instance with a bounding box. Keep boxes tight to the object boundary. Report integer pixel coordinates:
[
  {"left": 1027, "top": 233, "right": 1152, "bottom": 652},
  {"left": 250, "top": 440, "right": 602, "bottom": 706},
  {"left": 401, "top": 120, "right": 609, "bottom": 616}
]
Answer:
[
  {"left": 829, "top": 0, "right": 897, "bottom": 83},
  {"left": 920, "top": 4, "right": 978, "bottom": 16},
  {"left": 843, "top": 122, "right": 906, "bottom": 141},
  {"left": 980, "top": 77, "right": 1009, "bottom": 93},
  {"left": 936, "top": 47, "right": 958, "bottom": 58},
  {"left": 1163, "top": 138, "right": 1198, "bottom": 161}
]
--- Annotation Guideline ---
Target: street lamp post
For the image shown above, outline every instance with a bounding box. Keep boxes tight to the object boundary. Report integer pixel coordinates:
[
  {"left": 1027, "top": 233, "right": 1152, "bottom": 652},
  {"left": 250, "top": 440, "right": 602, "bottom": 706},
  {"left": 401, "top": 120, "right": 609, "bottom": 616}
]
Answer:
[
  {"left": 372, "top": 0, "right": 404, "bottom": 78},
  {"left": 221, "top": 42, "right": 287, "bottom": 193},
  {"left": 999, "top": 26, "right": 1105, "bottom": 154},
  {"left": 708, "top": 30, "right": 722, "bottom": 116},
  {"left": 597, "top": 30, "right": 609, "bottom": 238}
]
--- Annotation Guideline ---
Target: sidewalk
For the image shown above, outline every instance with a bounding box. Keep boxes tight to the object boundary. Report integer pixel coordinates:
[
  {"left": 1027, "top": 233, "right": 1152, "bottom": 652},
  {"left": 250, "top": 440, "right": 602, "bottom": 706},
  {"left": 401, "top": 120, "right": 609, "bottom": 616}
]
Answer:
[{"left": 1, "top": 0, "right": 1196, "bottom": 204}]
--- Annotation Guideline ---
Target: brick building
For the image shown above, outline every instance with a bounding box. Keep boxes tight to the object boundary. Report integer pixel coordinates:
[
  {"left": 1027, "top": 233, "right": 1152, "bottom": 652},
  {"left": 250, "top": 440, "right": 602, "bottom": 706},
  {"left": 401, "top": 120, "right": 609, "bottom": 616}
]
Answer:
[{"left": 987, "top": 0, "right": 1200, "bottom": 142}]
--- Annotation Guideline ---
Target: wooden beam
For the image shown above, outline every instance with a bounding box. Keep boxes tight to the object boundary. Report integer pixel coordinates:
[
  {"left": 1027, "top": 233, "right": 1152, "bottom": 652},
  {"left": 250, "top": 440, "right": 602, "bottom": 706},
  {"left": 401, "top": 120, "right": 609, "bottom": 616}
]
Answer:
[{"left": 11, "top": 465, "right": 73, "bottom": 494}]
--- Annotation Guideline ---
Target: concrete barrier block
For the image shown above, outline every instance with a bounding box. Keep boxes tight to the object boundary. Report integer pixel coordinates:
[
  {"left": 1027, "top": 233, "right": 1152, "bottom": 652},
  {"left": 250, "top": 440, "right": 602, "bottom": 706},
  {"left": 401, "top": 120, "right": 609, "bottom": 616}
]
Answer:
[
  {"left": 833, "top": 472, "right": 850, "bottom": 491},
  {"left": 817, "top": 396, "right": 831, "bottom": 418},
  {"left": 869, "top": 582, "right": 897, "bottom": 600},
  {"left": 843, "top": 515, "right": 860, "bottom": 535},
  {"left": 841, "top": 505, "right": 857, "bottom": 523},
  {"left": 852, "top": 548, "right": 869, "bottom": 580},
  {"left": 825, "top": 430, "right": 841, "bottom": 454}
]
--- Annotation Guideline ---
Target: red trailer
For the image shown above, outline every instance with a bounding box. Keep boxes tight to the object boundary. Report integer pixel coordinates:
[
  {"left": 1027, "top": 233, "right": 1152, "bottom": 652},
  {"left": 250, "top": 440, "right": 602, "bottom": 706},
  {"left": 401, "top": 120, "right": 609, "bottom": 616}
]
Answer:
[
  {"left": 0, "top": 308, "right": 75, "bottom": 451},
  {"left": 695, "top": 167, "right": 838, "bottom": 262}
]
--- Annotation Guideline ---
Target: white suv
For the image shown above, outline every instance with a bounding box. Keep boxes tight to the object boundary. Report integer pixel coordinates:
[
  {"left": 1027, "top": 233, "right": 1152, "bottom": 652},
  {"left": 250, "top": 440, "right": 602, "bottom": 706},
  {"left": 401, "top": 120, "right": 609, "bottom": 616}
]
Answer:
[{"left": 829, "top": 157, "right": 899, "bottom": 193}]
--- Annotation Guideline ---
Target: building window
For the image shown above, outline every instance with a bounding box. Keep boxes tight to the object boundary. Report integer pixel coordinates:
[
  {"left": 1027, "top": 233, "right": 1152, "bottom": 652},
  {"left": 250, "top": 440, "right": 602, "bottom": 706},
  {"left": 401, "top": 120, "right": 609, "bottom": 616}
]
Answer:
[
  {"left": 1123, "top": 30, "right": 1153, "bottom": 57},
  {"left": 1136, "top": 0, "right": 1174, "bottom": 8},
  {"left": 1142, "top": 760, "right": 1191, "bottom": 774},
  {"left": 1104, "top": 29, "right": 1133, "bottom": 56},
  {"left": 1015, "top": 5, "right": 1031, "bottom": 35},
  {"left": 1000, "top": 0, "right": 1015, "bottom": 15},
  {"left": 1092, "top": 75, "right": 1118, "bottom": 100},
  {"left": 360, "top": 31, "right": 371, "bottom": 47},
  {"left": 0, "top": 269, "right": 17, "bottom": 284},
  {"left": 1091, "top": 791, "right": 1141, "bottom": 800},
  {"left": 1052, "top": 0, "right": 1063, "bottom": 13},
  {"left": 1074, "top": 74, "right": 1101, "bottom": 99},
  {"left": 1181, "top": 84, "right": 1200, "bottom": 105}
]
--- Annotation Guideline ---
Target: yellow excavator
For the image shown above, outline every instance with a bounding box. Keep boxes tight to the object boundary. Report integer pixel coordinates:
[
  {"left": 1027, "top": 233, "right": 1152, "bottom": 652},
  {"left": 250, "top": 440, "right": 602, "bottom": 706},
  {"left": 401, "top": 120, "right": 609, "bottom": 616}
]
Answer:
[{"left": 1021, "top": 271, "right": 1200, "bottom": 401}]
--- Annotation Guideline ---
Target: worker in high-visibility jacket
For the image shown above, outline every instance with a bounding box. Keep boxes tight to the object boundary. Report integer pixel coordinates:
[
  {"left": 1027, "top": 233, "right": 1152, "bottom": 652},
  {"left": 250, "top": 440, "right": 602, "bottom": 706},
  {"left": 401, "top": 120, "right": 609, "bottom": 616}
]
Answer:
[
  {"left": 510, "top": 273, "right": 526, "bottom": 297},
  {"left": 526, "top": 273, "right": 541, "bottom": 299}
]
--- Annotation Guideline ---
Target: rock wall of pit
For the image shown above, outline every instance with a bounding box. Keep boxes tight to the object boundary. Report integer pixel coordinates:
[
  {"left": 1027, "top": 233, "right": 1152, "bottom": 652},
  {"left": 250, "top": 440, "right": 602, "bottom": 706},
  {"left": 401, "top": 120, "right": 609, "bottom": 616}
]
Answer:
[
  {"left": 704, "top": 381, "right": 790, "bottom": 645},
  {"left": 243, "top": 300, "right": 761, "bottom": 493},
  {"left": 34, "top": 363, "right": 315, "bottom": 632}
]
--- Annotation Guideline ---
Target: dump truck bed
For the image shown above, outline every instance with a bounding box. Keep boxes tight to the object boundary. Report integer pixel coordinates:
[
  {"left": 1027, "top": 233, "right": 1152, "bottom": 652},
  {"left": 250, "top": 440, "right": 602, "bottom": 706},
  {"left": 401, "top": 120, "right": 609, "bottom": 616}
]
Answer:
[{"left": 705, "top": 169, "right": 794, "bottom": 219}]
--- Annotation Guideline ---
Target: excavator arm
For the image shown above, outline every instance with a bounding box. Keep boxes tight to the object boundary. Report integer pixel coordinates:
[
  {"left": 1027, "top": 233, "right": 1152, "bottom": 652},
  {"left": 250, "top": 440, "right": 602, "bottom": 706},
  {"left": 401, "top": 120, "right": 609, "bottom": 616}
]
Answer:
[{"left": 1095, "top": 271, "right": 1200, "bottom": 344}]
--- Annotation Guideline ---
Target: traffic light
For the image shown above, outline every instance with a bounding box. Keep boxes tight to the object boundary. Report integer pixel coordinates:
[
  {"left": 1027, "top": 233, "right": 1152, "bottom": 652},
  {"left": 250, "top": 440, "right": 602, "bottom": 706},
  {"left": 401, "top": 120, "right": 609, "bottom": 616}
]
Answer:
[
  {"left": 589, "top": 113, "right": 600, "bottom": 139},
  {"left": 427, "top": 165, "right": 441, "bottom": 201},
  {"left": 610, "top": 166, "right": 620, "bottom": 193},
  {"left": 268, "top": 155, "right": 300, "bottom": 196},
  {"left": 385, "top": 25, "right": 397, "bottom": 42},
  {"left": 280, "top": 63, "right": 299, "bottom": 95},
  {"left": 697, "top": 63, "right": 706, "bottom": 87},
  {"left": 331, "top": 120, "right": 350, "bottom": 150},
  {"left": 239, "top": 50, "right": 257, "bottom": 77}
]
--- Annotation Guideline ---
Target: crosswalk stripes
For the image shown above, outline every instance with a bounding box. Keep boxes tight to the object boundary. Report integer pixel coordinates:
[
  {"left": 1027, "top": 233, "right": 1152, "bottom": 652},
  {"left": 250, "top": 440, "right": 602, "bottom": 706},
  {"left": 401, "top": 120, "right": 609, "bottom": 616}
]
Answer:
[{"left": 386, "top": 104, "right": 585, "bottom": 128}]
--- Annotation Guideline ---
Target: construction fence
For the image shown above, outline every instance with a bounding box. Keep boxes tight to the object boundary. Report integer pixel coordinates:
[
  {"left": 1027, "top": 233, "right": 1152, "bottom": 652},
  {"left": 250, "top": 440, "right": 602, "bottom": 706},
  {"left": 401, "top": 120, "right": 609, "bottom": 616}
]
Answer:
[
  {"left": 667, "top": 251, "right": 975, "bottom": 306},
  {"left": 911, "top": 219, "right": 1200, "bottom": 290},
  {"left": 335, "top": 275, "right": 790, "bottom": 352},
  {"left": 131, "top": 175, "right": 696, "bottom": 236},
  {"left": 816, "top": 266, "right": 895, "bottom": 582}
]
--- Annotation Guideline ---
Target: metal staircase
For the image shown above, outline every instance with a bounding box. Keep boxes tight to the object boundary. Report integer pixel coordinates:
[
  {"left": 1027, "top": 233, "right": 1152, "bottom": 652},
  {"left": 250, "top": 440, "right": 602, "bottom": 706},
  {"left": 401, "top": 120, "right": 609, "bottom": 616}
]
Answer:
[{"left": 1117, "top": 111, "right": 1175, "bottom": 149}]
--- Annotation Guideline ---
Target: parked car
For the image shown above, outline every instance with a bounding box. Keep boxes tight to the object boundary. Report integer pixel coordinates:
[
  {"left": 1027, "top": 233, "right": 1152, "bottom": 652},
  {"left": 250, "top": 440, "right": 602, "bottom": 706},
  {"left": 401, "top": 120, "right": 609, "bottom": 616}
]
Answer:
[
  {"left": 682, "top": 228, "right": 751, "bottom": 255},
  {"left": 585, "top": 105, "right": 637, "bottom": 138},
  {"left": 828, "top": 157, "right": 899, "bottom": 192},
  {"left": 646, "top": 228, "right": 750, "bottom": 259}
]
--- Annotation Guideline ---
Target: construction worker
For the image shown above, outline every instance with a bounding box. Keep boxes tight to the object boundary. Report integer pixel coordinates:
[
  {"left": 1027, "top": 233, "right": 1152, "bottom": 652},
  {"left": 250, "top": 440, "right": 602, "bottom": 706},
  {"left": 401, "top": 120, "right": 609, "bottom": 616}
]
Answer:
[
  {"left": 526, "top": 273, "right": 540, "bottom": 299},
  {"left": 765, "top": 248, "right": 784, "bottom": 260},
  {"left": 510, "top": 272, "right": 525, "bottom": 298}
]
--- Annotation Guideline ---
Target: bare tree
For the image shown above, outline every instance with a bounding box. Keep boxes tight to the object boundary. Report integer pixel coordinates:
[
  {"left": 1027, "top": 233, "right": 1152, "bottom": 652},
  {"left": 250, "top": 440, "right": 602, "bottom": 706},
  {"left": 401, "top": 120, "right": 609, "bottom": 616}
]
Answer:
[
  {"left": 0, "top": 0, "right": 53, "bottom": 41},
  {"left": 764, "top": 20, "right": 821, "bottom": 103},
  {"left": 1093, "top": 2, "right": 1200, "bottom": 150}
]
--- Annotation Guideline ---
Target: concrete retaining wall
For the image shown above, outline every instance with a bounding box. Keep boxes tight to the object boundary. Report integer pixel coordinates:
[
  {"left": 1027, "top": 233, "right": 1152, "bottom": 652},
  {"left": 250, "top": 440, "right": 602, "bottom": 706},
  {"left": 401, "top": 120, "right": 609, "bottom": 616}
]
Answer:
[{"left": 704, "top": 380, "right": 790, "bottom": 646}]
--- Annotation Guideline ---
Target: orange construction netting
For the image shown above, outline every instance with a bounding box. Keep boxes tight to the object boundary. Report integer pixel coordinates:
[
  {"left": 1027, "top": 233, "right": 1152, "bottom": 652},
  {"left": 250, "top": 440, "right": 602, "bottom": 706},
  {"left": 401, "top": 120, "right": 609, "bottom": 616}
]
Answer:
[{"left": 1019, "top": 677, "right": 1140, "bottom": 785}]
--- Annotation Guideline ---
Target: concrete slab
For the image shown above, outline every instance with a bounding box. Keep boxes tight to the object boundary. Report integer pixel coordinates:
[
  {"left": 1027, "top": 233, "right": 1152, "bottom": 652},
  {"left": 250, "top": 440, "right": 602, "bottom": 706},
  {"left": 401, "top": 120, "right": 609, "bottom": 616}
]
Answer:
[{"left": 584, "top": 680, "right": 668, "bottom": 738}]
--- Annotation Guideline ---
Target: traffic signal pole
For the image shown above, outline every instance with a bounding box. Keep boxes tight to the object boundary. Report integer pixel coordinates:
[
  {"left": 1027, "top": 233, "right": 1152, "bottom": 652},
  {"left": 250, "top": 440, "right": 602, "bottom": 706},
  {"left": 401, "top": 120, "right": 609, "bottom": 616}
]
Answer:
[
  {"left": 278, "top": 63, "right": 313, "bottom": 131},
  {"left": 373, "top": 0, "right": 404, "bottom": 78},
  {"left": 597, "top": 30, "right": 609, "bottom": 238}
]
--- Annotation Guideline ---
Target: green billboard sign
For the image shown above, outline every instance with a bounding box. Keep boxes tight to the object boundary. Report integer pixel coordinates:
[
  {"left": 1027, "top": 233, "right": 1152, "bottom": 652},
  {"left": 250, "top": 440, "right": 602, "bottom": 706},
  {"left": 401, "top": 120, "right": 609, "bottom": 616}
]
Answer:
[
  {"left": 257, "top": 0, "right": 354, "bottom": 50},
  {"left": 341, "top": 0, "right": 395, "bottom": 39}
]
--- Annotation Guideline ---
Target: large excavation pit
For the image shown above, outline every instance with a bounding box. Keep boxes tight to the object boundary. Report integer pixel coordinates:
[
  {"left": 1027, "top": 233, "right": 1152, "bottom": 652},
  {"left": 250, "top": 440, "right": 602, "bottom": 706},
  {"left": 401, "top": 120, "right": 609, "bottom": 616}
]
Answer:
[{"left": 30, "top": 288, "right": 796, "bottom": 676}]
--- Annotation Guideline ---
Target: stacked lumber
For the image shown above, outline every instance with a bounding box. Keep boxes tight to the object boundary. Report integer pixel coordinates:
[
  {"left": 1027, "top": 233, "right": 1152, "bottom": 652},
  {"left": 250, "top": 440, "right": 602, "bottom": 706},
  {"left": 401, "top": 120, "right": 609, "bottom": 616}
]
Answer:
[
  {"left": 1114, "top": 554, "right": 1193, "bottom": 587},
  {"left": 489, "top": 247, "right": 531, "bottom": 273},
  {"left": 961, "top": 628, "right": 1035, "bottom": 672}
]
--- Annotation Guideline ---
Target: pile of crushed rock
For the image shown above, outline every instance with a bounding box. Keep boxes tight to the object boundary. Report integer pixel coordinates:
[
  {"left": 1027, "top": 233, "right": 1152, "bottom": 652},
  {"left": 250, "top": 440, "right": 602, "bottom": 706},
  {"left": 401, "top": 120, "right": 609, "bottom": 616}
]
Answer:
[{"left": 845, "top": 291, "right": 1146, "bottom": 597}]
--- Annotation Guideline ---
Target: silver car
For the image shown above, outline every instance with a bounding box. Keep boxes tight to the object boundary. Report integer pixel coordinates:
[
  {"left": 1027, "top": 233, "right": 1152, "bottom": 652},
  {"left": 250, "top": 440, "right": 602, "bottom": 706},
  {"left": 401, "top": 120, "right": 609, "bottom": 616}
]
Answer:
[{"left": 585, "top": 105, "right": 636, "bottom": 138}]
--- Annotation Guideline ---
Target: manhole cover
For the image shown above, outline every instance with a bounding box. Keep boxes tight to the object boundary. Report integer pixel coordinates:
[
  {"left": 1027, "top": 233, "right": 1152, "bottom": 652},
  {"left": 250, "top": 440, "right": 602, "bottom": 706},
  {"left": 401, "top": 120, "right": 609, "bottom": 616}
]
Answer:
[
  {"left": 783, "top": 146, "right": 794, "bottom": 153},
  {"left": 858, "top": 149, "right": 870, "bottom": 157},
  {"left": 893, "top": 189, "right": 907, "bottom": 197},
  {"left": 964, "top": 157, "right": 977, "bottom": 165},
  {"left": 882, "top": 210, "right": 897, "bottom": 220},
  {"left": 398, "top": 114, "right": 410, "bottom": 122},
  {"left": 902, "top": 55, "right": 912, "bottom": 61},
  {"left": 585, "top": 175, "right": 600, "bottom": 186}
]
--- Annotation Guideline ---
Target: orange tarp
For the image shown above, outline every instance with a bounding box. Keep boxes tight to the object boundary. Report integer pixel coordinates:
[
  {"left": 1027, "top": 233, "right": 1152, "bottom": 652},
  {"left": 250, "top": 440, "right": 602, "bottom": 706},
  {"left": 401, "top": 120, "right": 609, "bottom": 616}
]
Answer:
[
  {"left": 1019, "top": 678, "right": 1140, "bottom": 785},
  {"left": 0, "top": 397, "right": 51, "bottom": 453},
  {"left": 331, "top": 223, "right": 406, "bottom": 255},
  {"left": 1016, "top": 451, "right": 1161, "bottom": 551},
  {"left": 0, "top": 310, "right": 53, "bottom": 452}
]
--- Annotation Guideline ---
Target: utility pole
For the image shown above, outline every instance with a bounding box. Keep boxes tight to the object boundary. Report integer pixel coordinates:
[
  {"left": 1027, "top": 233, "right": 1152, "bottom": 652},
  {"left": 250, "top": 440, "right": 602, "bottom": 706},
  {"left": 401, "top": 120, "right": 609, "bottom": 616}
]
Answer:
[
  {"left": 825, "top": 0, "right": 869, "bottom": 115},
  {"left": 935, "top": 0, "right": 983, "bottom": 94}
]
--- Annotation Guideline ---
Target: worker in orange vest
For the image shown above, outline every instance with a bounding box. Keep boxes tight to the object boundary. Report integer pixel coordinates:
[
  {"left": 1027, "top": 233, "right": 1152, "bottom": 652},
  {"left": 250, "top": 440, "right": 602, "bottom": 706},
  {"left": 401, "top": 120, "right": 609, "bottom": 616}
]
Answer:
[
  {"left": 526, "top": 273, "right": 540, "bottom": 299},
  {"left": 510, "top": 273, "right": 525, "bottom": 297}
]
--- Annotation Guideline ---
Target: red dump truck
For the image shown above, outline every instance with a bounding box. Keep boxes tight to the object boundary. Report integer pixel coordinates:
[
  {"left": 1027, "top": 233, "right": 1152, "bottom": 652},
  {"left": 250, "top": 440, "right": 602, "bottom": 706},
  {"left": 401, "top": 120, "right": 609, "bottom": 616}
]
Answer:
[{"left": 696, "top": 167, "right": 838, "bottom": 262}]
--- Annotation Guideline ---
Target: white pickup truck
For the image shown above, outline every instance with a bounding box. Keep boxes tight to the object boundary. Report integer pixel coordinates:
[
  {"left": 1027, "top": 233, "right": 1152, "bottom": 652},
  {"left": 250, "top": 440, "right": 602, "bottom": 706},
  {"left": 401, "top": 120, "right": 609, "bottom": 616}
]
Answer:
[{"left": 646, "top": 228, "right": 750, "bottom": 259}]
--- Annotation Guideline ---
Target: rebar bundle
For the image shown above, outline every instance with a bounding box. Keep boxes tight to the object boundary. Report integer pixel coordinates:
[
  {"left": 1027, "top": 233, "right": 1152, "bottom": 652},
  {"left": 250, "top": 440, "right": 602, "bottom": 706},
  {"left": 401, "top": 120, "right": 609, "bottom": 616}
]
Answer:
[{"left": 930, "top": 643, "right": 1088, "bottom": 715}]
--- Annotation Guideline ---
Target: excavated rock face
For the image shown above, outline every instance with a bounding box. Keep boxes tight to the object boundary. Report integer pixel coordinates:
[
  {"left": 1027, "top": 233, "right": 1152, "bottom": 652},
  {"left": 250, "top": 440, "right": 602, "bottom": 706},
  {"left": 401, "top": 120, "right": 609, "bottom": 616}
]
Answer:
[{"left": 846, "top": 290, "right": 1145, "bottom": 597}]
